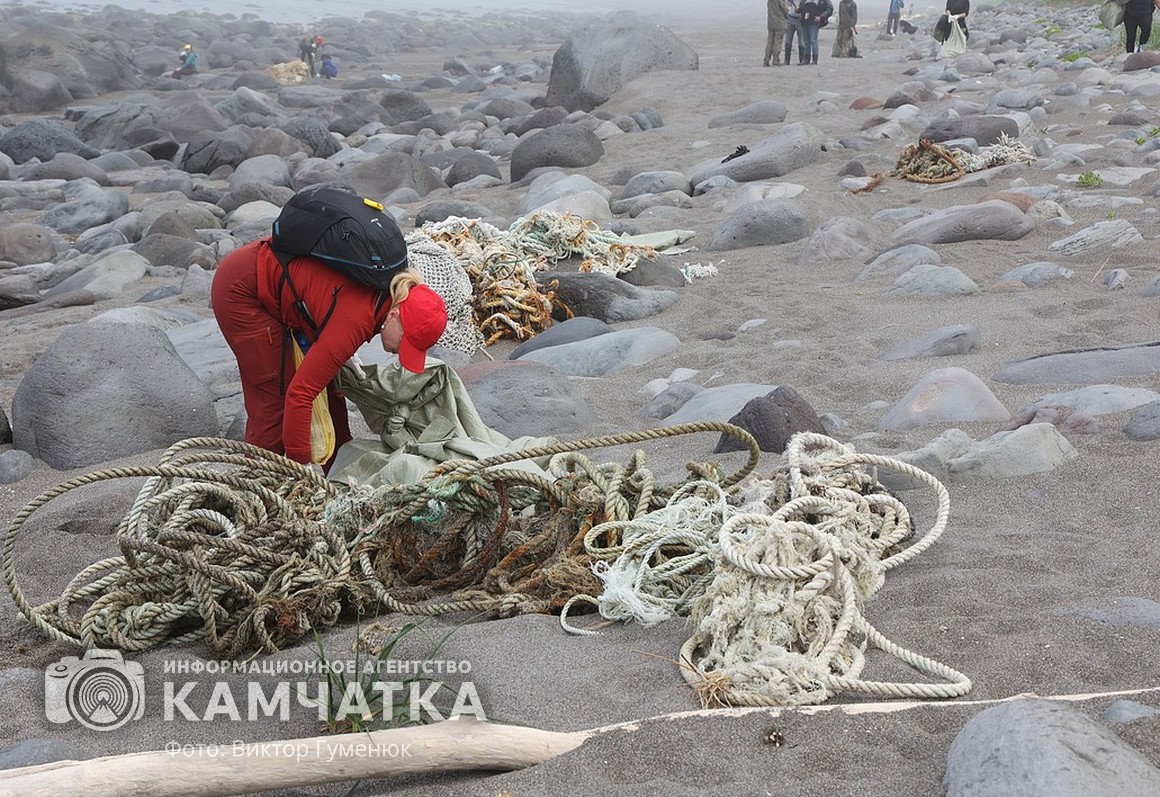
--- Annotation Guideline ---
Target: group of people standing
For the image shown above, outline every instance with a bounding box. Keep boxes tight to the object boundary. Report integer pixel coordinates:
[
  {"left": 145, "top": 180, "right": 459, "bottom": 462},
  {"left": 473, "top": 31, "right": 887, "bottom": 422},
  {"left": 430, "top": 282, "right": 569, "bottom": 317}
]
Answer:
[{"left": 764, "top": 0, "right": 859, "bottom": 65}]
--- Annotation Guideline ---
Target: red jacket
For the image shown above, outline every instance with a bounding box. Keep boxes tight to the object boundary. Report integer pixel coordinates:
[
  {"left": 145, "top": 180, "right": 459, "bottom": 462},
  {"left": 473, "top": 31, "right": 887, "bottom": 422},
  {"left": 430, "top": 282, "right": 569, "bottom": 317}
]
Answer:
[{"left": 253, "top": 239, "right": 391, "bottom": 462}]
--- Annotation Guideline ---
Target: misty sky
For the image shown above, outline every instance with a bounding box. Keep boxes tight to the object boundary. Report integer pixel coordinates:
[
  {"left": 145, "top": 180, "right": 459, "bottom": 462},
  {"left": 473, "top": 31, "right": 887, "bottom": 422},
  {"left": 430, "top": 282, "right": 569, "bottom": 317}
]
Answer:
[{"left": 33, "top": 0, "right": 945, "bottom": 27}]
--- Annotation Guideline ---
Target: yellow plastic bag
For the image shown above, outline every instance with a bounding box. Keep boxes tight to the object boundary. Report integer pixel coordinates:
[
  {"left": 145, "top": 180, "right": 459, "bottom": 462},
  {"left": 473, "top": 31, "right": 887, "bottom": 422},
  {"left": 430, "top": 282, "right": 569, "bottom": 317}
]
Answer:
[{"left": 289, "top": 337, "right": 336, "bottom": 464}]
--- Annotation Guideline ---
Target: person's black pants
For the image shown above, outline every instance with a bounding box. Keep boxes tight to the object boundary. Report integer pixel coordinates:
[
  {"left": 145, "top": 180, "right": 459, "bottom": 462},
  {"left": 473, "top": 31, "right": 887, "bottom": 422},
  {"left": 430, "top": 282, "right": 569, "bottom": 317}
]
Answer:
[{"left": 1125, "top": 10, "right": 1153, "bottom": 53}]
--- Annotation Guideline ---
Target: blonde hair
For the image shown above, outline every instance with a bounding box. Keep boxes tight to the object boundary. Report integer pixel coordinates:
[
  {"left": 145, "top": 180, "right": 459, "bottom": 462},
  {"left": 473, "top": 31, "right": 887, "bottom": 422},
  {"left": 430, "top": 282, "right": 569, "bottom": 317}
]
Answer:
[{"left": 389, "top": 268, "right": 423, "bottom": 307}]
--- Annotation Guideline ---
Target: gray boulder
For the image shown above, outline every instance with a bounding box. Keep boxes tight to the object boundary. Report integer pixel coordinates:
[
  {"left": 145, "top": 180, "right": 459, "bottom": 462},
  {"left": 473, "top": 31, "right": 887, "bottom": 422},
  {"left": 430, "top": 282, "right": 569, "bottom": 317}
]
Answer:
[
  {"left": 687, "top": 123, "right": 825, "bottom": 187},
  {"left": 995, "top": 341, "right": 1160, "bottom": 385},
  {"left": 510, "top": 125, "right": 604, "bottom": 183},
  {"left": 12, "top": 322, "right": 218, "bottom": 469},
  {"left": 24, "top": 152, "right": 109, "bottom": 184},
  {"left": 0, "top": 223, "right": 59, "bottom": 266},
  {"left": 41, "top": 250, "right": 149, "bottom": 301},
  {"left": 379, "top": 89, "right": 434, "bottom": 126},
  {"left": 857, "top": 244, "right": 942, "bottom": 282},
  {"left": 707, "top": 199, "right": 809, "bottom": 251},
  {"left": 537, "top": 271, "right": 679, "bottom": 322},
  {"left": 880, "top": 324, "right": 982, "bottom": 360},
  {"left": 946, "top": 423, "right": 1077, "bottom": 480},
  {"left": 1125, "top": 400, "right": 1160, "bottom": 441},
  {"left": 1000, "top": 261, "right": 1073, "bottom": 288},
  {"left": 879, "top": 366, "right": 1010, "bottom": 432},
  {"left": 892, "top": 200, "right": 1035, "bottom": 244},
  {"left": 456, "top": 360, "right": 596, "bottom": 437},
  {"left": 515, "top": 326, "right": 679, "bottom": 377},
  {"left": 35, "top": 182, "right": 130, "bottom": 235},
  {"left": 621, "top": 171, "right": 691, "bottom": 200},
  {"left": 340, "top": 153, "right": 447, "bottom": 199},
  {"left": 228, "top": 154, "right": 293, "bottom": 191},
  {"left": 0, "top": 119, "right": 99, "bottom": 164},
  {"left": 545, "top": 18, "right": 698, "bottom": 112},
  {"left": 708, "top": 100, "right": 788, "bottom": 128},
  {"left": 511, "top": 316, "right": 613, "bottom": 359},
  {"left": 278, "top": 117, "right": 341, "bottom": 159},
  {"left": 2, "top": 69, "right": 73, "bottom": 114},
  {"left": 662, "top": 383, "right": 780, "bottom": 425},
  {"left": 181, "top": 129, "right": 254, "bottom": 175},
  {"left": 795, "top": 216, "right": 874, "bottom": 263},
  {"left": 446, "top": 152, "right": 502, "bottom": 188},
  {"left": 945, "top": 699, "right": 1160, "bottom": 797},
  {"left": 918, "top": 115, "right": 1021, "bottom": 146},
  {"left": 883, "top": 264, "right": 980, "bottom": 297}
]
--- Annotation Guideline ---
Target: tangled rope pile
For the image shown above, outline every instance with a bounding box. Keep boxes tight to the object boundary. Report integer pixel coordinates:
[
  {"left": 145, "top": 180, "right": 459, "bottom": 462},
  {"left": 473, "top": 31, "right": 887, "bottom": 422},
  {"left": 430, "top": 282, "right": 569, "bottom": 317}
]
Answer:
[
  {"left": 561, "top": 433, "right": 970, "bottom": 706},
  {"left": 421, "top": 212, "right": 658, "bottom": 345},
  {"left": 3, "top": 440, "right": 343, "bottom": 656},
  {"left": 6, "top": 429, "right": 972, "bottom": 709},
  {"left": 5, "top": 424, "right": 758, "bottom": 656},
  {"left": 853, "top": 133, "right": 1036, "bottom": 194}
]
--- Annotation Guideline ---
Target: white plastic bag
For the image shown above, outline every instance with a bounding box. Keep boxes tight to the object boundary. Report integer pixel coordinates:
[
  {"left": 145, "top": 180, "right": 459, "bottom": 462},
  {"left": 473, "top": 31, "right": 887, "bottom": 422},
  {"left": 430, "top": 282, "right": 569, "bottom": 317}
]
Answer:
[{"left": 937, "top": 18, "right": 967, "bottom": 58}]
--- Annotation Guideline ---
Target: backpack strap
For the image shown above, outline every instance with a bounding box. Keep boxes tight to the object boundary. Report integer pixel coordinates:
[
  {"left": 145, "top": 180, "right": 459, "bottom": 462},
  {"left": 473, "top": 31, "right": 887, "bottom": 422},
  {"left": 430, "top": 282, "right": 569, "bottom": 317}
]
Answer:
[{"left": 271, "top": 247, "right": 340, "bottom": 337}]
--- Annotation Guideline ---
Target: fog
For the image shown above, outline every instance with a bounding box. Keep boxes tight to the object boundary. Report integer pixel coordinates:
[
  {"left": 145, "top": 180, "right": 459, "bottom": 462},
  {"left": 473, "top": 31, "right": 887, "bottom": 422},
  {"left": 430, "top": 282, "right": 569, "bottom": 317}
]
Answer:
[{"left": 32, "top": 0, "right": 948, "bottom": 27}]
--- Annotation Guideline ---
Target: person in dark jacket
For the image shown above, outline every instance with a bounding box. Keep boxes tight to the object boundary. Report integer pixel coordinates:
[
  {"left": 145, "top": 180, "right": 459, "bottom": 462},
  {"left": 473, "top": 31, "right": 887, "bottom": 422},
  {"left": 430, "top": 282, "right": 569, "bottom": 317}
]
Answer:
[
  {"left": 1124, "top": 0, "right": 1160, "bottom": 52},
  {"left": 798, "top": 0, "right": 833, "bottom": 64},
  {"left": 943, "top": 0, "right": 969, "bottom": 39}
]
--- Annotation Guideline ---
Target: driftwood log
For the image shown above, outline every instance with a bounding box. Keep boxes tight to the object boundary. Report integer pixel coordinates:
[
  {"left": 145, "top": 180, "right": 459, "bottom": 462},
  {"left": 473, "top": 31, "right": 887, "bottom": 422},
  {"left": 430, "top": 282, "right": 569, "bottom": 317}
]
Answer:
[
  {"left": 0, "top": 719, "right": 588, "bottom": 797},
  {"left": 3, "top": 688, "right": 1157, "bottom": 797}
]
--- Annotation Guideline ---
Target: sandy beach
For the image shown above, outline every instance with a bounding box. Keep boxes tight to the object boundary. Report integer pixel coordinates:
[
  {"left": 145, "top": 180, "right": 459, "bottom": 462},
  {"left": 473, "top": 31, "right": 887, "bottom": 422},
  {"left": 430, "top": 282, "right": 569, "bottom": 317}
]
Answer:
[{"left": 0, "top": 0, "right": 1159, "bottom": 794}]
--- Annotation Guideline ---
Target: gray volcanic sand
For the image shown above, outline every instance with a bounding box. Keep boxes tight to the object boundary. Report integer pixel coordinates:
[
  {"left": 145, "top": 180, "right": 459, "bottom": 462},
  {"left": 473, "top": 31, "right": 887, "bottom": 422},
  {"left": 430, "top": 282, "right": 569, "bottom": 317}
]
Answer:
[{"left": 1, "top": 2, "right": 1160, "bottom": 796}]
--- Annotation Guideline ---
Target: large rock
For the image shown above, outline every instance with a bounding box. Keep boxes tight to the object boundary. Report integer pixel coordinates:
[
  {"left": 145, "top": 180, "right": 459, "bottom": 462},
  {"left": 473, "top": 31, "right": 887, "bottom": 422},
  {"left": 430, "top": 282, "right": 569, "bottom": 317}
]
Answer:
[
  {"left": 545, "top": 18, "right": 698, "bottom": 112},
  {"left": 35, "top": 182, "right": 130, "bottom": 235},
  {"left": 0, "top": 119, "right": 98, "bottom": 164},
  {"left": 994, "top": 341, "right": 1160, "bottom": 385},
  {"left": 510, "top": 125, "right": 604, "bottom": 183},
  {"left": 892, "top": 200, "right": 1035, "bottom": 244},
  {"left": 0, "top": 22, "right": 142, "bottom": 112},
  {"left": 879, "top": 366, "right": 1010, "bottom": 432},
  {"left": 537, "top": 271, "right": 679, "bottom": 323},
  {"left": 686, "top": 123, "right": 825, "bottom": 187},
  {"left": 339, "top": 152, "right": 447, "bottom": 199},
  {"left": 713, "top": 386, "right": 825, "bottom": 453},
  {"left": 707, "top": 199, "right": 809, "bottom": 251},
  {"left": 12, "top": 322, "right": 217, "bottom": 469},
  {"left": 514, "top": 327, "right": 679, "bottom": 376},
  {"left": 945, "top": 699, "right": 1160, "bottom": 796},
  {"left": 0, "top": 223, "right": 58, "bottom": 266},
  {"left": 918, "top": 115, "right": 1021, "bottom": 146},
  {"left": 456, "top": 360, "right": 596, "bottom": 437}
]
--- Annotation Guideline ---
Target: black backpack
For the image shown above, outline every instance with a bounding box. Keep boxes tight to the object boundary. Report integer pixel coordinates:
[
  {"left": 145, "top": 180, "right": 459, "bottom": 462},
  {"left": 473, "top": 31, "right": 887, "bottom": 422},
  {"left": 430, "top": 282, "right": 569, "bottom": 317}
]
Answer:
[{"left": 270, "top": 187, "right": 408, "bottom": 334}]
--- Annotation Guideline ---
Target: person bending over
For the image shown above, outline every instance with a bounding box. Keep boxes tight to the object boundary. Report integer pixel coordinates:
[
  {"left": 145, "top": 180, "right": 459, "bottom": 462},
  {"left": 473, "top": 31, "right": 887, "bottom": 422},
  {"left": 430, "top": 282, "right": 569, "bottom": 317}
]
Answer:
[{"left": 210, "top": 230, "right": 447, "bottom": 470}]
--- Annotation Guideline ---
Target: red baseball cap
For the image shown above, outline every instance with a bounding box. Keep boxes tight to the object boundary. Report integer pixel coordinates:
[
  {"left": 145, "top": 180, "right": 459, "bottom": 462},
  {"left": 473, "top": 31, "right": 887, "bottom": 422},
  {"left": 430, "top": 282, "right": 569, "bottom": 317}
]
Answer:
[{"left": 396, "top": 284, "right": 447, "bottom": 373}]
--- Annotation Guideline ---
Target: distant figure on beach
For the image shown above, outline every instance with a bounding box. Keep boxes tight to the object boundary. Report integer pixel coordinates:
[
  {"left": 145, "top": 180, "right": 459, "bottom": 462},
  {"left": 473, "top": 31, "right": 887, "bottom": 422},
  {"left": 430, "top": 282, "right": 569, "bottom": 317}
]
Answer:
[
  {"left": 886, "top": 0, "right": 903, "bottom": 35},
  {"left": 764, "top": 0, "right": 788, "bottom": 66},
  {"left": 171, "top": 43, "right": 198, "bottom": 79},
  {"left": 320, "top": 54, "right": 338, "bottom": 79},
  {"left": 299, "top": 34, "right": 323, "bottom": 76},
  {"left": 798, "top": 0, "right": 833, "bottom": 64},
  {"left": 832, "top": 0, "right": 859, "bottom": 57},
  {"left": 943, "top": 0, "right": 969, "bottom": 39},
  {"left": 785, "top": 0, "right": 805, "bottom": 63},
  {"left": 1123, "top": 0, "right": 1160, "bottom": 52}
]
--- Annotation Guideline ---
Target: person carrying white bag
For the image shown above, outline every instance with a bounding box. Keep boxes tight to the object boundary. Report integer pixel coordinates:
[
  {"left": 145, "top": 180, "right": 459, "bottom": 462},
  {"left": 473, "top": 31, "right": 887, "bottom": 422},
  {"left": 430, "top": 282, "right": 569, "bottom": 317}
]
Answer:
[{"left": 936, "top": 0, "right": 969, "bottom": 58}]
